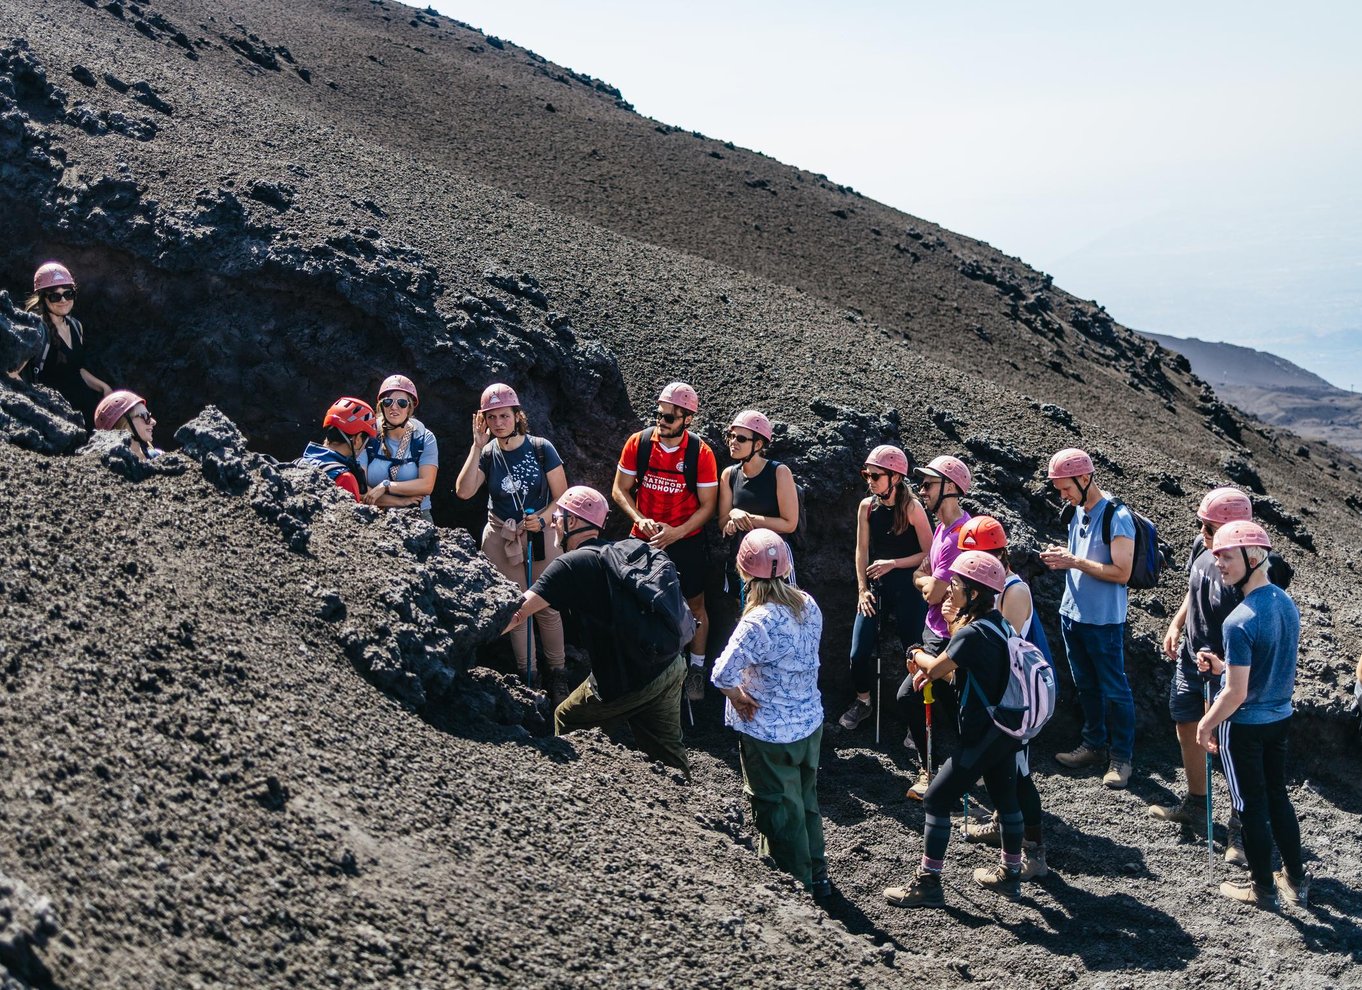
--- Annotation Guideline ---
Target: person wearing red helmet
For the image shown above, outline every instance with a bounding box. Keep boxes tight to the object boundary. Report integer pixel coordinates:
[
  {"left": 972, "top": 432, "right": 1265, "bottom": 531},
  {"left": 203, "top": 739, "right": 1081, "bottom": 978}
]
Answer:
[
  {"left": 885, "top": 551, "right": 1025, "bottom": 908},
  {"left": 613, "top": 382, "right": 719, "bottom": 702},
  {"left": 300, "top": 398, "right": 378, "bottom": 501},
  {"left": 710, "top": 529, "right": 829, "bottom": 901},
  {"left": 1040, "top": 447, "right": 1137, "bottom": 789},
  {"left": 362, "top": 374, "right": 438, "bottom": 522},
  {"left": 93, "top": 389, "right": 160, "bottom": 461},
  {"left": 838, "top": 445, "right": 932, "bottom": 733},
  {"left": 718, "top": 409, "right": 800, "bottom": 583},
  {"left": 456, "top": 383, "right": 571, "bottom": 701},
  {"left": 1194, "top": 522, "right": 1308, "bottom": 909},
  {"left": 12, "top": 262, "right": 112, "bottom": 427}
]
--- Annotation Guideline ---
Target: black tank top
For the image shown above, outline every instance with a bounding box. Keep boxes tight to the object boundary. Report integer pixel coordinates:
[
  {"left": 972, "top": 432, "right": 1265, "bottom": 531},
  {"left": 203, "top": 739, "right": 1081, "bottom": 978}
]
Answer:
[
  {"left": 730, "top": 460, "right": 781, "bottom": 518},
  {"left": 868, "top": 500, "right": 921, "bottom": 560}
]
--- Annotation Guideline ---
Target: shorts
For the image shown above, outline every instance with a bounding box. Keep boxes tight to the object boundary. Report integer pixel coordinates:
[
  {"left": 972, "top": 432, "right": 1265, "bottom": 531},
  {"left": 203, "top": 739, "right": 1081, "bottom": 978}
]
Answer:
[
  {"left": 1170, "top": 652, "right": 1221, "bottom": 723},
  {"left": 665, "top": 535, "right": 708, "bottom": 600}
]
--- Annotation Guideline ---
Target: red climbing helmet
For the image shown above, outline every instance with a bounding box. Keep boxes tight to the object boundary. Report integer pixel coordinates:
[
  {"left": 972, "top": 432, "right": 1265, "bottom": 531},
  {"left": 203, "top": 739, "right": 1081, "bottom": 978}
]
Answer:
[
  {"left": 94, "top": 390, "right": 146, "bottom": 431},
  {"left": 1197, "top": 487, "right": 1253, "bottom": 526},
  {"left": 658, "top": 381, "right": 699, "bottom": 414},
  {"left": 557, "top": 485, "right": 609, "bottom": 528},
  {"left": 864, "top": 444, "right": 910, "bottom": 477},
  {"left": 34, "top": 262, "right": 75, "bottom": 293},
  {"left": 1211, "top": 520, "right": 1271, "bottom": 554},
  {"left": 958, "top": 515, "right": 1008, "bottom": 551},
  {"left": 737, "top": 528, "right": 792, "bottom": 580},
  {"left": 950, "top": 550, "right": 1007, "bottom": 593},
  {"left": 729, "top": 409, "right": 773, "bottom": 442},
  {"left": 1047, "top": 447, "right": 1095, "bottom": 480},
  {"left": 379, "top": 374, "right": 418, "bottom": 404},
  {"left": 479, "top": 383, "right": 520, "bottom": 413},
  {"left": 323, "top": 397, "right": 378, "bottom": 438},
  {"left": 916, "top": 455, "right": 972, "bottom": 494}
]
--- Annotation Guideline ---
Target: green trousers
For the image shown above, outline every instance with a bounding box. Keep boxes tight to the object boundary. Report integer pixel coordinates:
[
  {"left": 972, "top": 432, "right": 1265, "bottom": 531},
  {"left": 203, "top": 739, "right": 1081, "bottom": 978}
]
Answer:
[
  {"left": 739, "top": 726, "right": 826, "bottom": 889},
  {"left": 555, "top": 655, "right": 689, "bottom": 778}
]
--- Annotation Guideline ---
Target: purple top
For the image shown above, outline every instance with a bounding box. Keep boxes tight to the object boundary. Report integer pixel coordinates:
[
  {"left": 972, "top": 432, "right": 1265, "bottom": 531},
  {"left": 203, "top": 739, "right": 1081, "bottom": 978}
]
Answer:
[{"left": 926, "top": 513, "right": 971, "bottom": 637}]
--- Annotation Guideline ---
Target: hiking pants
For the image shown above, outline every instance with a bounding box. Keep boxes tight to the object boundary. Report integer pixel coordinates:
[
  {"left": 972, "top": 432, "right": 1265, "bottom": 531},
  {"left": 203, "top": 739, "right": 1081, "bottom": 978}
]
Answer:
[
  {"left": 922, "top": 730, "right": 1023, "bottom": 871},
  {"left": 556, "top": 656, "right": 689, "bottom": 778},
  {"left": 739, "top": 725, "right": 826, "bottom": 890},
  {"left": 481, "top": 521, "right": 565, "bottom": 674},
  {"left": 1218, "top": 716, "right": 1304, "bottom": 889},
  {"left": 1060, "top": 617, "right": 1135, "bottom": 763},
  {"left": 849, "top": 569, "right": 926, "bottom": 695}
]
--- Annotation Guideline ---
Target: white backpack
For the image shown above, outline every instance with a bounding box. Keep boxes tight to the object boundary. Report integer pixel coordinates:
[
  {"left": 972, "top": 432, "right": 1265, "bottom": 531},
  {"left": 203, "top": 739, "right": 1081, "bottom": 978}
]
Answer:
[{"left": 968, "top": 618, "right": 1057, "bottom": 745}]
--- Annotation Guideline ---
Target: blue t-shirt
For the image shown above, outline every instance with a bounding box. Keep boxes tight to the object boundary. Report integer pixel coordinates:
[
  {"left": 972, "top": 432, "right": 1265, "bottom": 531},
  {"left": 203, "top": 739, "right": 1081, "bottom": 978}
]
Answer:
[
  {"left": 1059, "top": 496, "right": 1135, "bottom": 626},
  {"left": 365, "top": 420, "right": 439, "bottom": 511},
  {"left": 478, "top": 436, "right": 564, "bottom": 521},
  {"left": 1222, "top": 584, "right": 1299, "bottom": 725}
]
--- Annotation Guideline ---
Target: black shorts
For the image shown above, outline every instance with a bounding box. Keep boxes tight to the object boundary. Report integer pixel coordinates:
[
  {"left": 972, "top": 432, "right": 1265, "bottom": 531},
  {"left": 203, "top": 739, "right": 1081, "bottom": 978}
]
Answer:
[{"left": 665, "top": 535, "right": 708, "bottom": 600}]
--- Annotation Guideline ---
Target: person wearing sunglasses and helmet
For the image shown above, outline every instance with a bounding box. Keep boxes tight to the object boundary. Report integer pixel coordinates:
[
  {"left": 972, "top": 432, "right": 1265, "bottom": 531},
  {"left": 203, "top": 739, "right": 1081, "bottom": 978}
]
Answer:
[
  {"left": 363, "top": 374, "right": 438, "bottom": 523},
  {"left": 12, "top": 262, "right": 112, "bottom": 427},
  {"left": 93, "top": 389, "right": 161, "bottom": 461},
  {"left": 300, "top": 397, "right": 378, "bottom": 502},
  {"left": 718, "top": 409, "right": 800, "bottom": 588}
]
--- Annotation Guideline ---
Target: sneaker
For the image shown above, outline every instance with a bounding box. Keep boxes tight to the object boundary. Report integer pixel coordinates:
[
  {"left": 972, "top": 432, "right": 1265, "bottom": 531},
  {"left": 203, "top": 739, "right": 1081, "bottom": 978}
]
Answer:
[
  {"left": 1219, "top": 878, "right": 1277, "bottom": 909},
  {"left": 905, "top": 767, "right": 930, "bottom": 801},
  {"left": 884, "top": 869, "right": 944, "bottom": 909},
  {"left": 1102, "top": 760, "right": 1132, "bottom": 789},
  {"left": 810, "top": 874, "right": 834, "bottom": 903},
  {"left": 1020, "top": 842, "right": 1048, "bottom": 880},
  {"left": 546, "top": 668, "right": 574, "bottom": 710},
  {"left": 684, "top": 665, "right": 706, "bottom": 702},
  {"left": 838, "top": 698, "right": 873, "bottom": 730},
  {"left": 1148, "top": 795, "right": 1202, "bottom": 827},
  {"left": 1273, "top": 869, "right": 1310, "bottom": 908},
  {"left": 1226, "top": 819, "right": 1247, "bottom": 867},
  {"left": 1055, "top": 743, "right": 1108, "bottom": 769},
  {"left": 965, "top": 813, "right": 1002, "bottom": 847},
  {"left": 972, "top": 865, "right": 1022, "bottom": 899}
]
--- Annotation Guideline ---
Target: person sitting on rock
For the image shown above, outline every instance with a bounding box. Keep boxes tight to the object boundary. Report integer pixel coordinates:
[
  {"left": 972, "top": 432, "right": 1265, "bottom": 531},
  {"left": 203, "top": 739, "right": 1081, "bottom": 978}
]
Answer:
[
  {"left": 363, "top": 374, "right": 437, "bottom": 523},
  {"left": 93, "top": 389, "right": 161, "bottom": 461},
  {"left": 299, "top": 397, "right": 377, "bottom": 502},
  {"left": 506, "top": 486, "right": 689, "bottom": 777},
  {"left": 11, "top": 262, "right": 112, "bottom": 428},
  {"left": 718, "top": 409, "right": 800, "bottom": 590}
]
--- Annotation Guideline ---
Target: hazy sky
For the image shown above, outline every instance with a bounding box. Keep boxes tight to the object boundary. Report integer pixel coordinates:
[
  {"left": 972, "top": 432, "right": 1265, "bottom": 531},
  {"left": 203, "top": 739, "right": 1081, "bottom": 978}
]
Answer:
[{"left": 430, "top": 1, "right": 1362, "bottom": 388}]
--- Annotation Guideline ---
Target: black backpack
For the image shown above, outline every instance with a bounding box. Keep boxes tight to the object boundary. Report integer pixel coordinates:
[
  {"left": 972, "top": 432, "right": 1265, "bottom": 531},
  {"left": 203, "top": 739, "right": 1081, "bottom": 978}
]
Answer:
[
  {"left": 635, "top": 427, "right": 700, "bottom": 497},
  {"left": 599, "top": 538, "right": 698, "bottom": 674},
  {"left": 725, "top": 460, "right": 809, "bottom": 550},
  {"left": 1063, "top": 498, "right": 1166, "bottom": 589}
]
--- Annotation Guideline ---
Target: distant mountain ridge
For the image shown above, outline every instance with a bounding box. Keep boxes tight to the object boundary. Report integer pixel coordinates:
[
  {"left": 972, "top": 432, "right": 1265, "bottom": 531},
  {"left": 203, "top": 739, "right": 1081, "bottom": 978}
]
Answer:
[{"left": 1142, "top": 331, "right": 1362, "bottom": 454}]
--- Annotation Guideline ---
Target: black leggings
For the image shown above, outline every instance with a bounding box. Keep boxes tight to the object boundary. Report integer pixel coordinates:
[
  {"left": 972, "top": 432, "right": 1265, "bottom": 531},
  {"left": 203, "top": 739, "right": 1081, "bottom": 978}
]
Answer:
[
  {"left": 849, "top": 569, "right": 926, "bottom": 695},
  {"left": 1219, "top": 717, "right": 1304, "bottom": 888},
  {"left": 896, "top": 628, "right": 954, "bottom": 769},
  {"left": 922, "top": 729, "right": 1023, "bottom": 868}
]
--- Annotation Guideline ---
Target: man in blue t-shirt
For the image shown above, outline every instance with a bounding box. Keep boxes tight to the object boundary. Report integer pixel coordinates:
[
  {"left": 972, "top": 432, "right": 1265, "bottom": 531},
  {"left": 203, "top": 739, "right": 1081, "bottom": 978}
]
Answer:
[
  {"left": 1194, "top": 521, "right": 1307, "bottom": 909},
  {"left": 1040, "top": 448, "right": 1137, "bottom": 789}
]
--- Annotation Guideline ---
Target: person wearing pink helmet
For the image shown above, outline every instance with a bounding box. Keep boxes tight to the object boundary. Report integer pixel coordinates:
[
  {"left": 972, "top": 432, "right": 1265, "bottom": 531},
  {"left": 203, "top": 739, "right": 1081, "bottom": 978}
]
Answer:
[
  {"left": 456, "top": 382, "right": 571, "bottom": 702},
  {"left": 300, "top": 397, "right": 379, "bottom": 502},
  {"left": 12, "top": 262, "right": 112, "bottom": 427},
  {"left": 718, "top": 409, "right": 800, "bottom": 578},
  {"left": 1040, "top": 447, "right": 1138, "bottom": 790},
  {"left": 885, "top": 551, "right": 1025, "bottom": 909},
  {"left": 710, "top": 529, "right": 829, "bottom": 900},
  {"left": 363, "top": 374, "right": 438, "bottom": 523},
  {"left": 613, "top": 381, "right": 719, "bottom": 703},
  {"left": 93, "top": 389, "right": 160, "bottom": 461},
  {"left": 508, "top": 485, "right": 689, "bottom": 776},
  {"left": 1150, "top": 487, "right": 1292, "bottom": 863},
  {"left": 838, "top": 444, "right": 932, "bottom": 735},
  {"left": 1194, "top": 522, "right": 1308, "bottom": 909}
]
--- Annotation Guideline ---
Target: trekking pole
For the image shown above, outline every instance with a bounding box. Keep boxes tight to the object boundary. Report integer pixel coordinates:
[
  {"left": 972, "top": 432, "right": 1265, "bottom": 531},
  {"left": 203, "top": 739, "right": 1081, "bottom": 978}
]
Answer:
[
  {"left": 524, "top": 532, "right": 536, "bottom": 690},
  {"left": 923, "top": 679, "right": 934, "bottom": 788},
  {"left": 1204, "top": 680, "right": 1214, "bottom": 871},
  {"left": 875, "top": 655, "right": 882, "bottom": 746}
]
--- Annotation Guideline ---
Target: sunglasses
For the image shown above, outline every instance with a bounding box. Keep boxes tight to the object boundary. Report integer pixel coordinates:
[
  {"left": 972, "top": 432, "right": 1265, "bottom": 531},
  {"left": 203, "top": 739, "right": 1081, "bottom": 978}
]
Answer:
[
  {"left": 726, "top": 431, "right": 756, "bottom": 444},
  {"left": 656, "top": 410, "right": 686, "bottom": 424},
  {"left": 861, "top": 469, "right": 887, "bottom": 482},
  {"left": 1079, "top": 513, "right": 1092, "bottom": 538},
  {"left": 380, "top": 396, "right": 412, "bottom": 409},
  {"left": 132, "top": 411, "right": 153, "bottom": 423},
  {"left": 44, "top": 288, "right": 77, "bottom": 302}
]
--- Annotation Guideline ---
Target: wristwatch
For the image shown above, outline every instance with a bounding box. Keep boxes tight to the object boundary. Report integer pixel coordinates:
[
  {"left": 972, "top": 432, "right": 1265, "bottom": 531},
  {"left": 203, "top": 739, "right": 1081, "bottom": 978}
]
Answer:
[{"left": 381, "top": 479, "right": 392, "bottom": 492}]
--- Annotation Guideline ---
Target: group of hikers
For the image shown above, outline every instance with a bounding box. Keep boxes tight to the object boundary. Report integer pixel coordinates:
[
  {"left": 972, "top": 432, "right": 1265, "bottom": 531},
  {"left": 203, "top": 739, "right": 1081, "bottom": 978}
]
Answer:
[{"left": 7, "top": 259, "right": 1336, "bottom": 915}]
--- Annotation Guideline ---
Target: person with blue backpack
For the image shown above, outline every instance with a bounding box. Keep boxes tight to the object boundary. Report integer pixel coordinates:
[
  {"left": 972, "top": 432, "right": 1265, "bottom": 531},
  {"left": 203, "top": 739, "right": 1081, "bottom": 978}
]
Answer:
[
  {"left": 883, "top": 551, "right": 1030, "bottom": 908},
  {"left": 363, "top": 374, "right": 438, "bottom": 522},
  {"left": 299, "top": 397, "right": 378, "bottom": 502}
]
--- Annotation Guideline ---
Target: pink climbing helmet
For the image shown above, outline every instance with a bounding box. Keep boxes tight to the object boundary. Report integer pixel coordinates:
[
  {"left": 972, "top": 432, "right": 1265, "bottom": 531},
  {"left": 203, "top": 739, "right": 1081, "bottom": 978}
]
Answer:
[
  {"left": 94, "top": 390, "right": 146, "bottom": 431},
  {"left": 864, "top": 444, "right": 910, "bottom": 478},
  {"left": 737, "top": 528, "right": 792, "bottom": 580},
  {"left": 557, "top": 485, "right": 609, "bottom": 528},
  {"left": 1047, "top": 448, "right": 1095, "bottom": 480},
  {"left": 1211, "top": 520, "right": 1271, "bottom": 554},
  {"left": 379, "top": 374, "right": 418, "bottom": 405},
  {"left": 1197, "top": 487, "right": 1253, "bottom": 526},
  {"left": 34, "top": 262, "right": 75, "bottom": 293},
  {"left": 658, "top": 381, "right": 699, "bottom": 414},
  {"left": 950, "top": 550, "right": 1007, "bottom": 593},
  {"left": 916, "top": 454, "right": 972, "bottom": 494},
  {"left": 479, "top": 383, "right": 520, "bottom": 413},
  {"left": 729, "top": 409, "right": 773, "bottom": 442}
]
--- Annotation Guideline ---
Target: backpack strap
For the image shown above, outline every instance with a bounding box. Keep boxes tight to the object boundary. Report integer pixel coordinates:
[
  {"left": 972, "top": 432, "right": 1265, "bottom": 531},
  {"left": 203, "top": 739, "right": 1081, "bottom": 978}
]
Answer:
[
  {"left": 634, "top": 427, "right": 656, "bottom": 490},
  {"left": 1100, "top": 497, "right": 1129, "bottom": 547},
  {"left": 681, "top": 431, "right": 699, "bottom": 497}
]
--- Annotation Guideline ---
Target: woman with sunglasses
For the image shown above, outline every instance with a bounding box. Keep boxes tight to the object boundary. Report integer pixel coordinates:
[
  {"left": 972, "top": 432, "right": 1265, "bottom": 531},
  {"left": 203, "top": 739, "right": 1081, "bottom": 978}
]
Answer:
[
  {"left": 363, "top": 374, "right": 438, "bottom": 523},
  {"left": 455, "top": 383, "right": 571, "bottom": 702},
  {"left": 719, "top": 410, "right": 800, "bottom": 588},
  {"left": 13, "top": 262, "right": 112, "bottom": 428},
  {"left": 93, "top": 389, "right": 160, "bottom": 461},
  {"left": 838, "top": 445, "right": 932, "bottom": 732}
]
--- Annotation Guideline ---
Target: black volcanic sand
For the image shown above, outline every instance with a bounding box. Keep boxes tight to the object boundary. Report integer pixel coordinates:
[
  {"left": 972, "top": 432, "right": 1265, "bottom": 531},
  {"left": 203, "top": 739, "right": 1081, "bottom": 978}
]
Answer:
[{"left": 1, "top": 0, "right": 1361, "bottom": 987}]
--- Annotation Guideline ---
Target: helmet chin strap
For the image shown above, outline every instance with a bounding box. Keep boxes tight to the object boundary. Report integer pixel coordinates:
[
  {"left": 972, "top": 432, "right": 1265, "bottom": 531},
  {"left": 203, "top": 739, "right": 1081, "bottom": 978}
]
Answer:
[
  {"left": 1234, "top": 548, "right": 1266, "bottom": 591},
  {"left": 929, "top": 481, "right": 959, "bottom": 515},
  {"left": 873, "top": 473, "right": 898, "bottom": 506},
  {"left": 739, "top": 440, "right": 765, "bottom": 466},
  {"left": 1075, "top": 474, "right": 1093, "bottom": 507}
]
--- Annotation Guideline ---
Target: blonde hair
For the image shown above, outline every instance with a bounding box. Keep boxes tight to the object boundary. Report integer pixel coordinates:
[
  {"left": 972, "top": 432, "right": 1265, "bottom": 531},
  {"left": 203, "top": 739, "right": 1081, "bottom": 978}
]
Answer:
[{"left": 740, "top": 574, "right": 807, "bottom": 621}]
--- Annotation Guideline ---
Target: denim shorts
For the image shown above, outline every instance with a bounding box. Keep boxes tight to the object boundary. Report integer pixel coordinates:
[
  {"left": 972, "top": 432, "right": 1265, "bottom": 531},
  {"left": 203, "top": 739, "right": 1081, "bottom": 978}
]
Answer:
[{"left": 1170, "top": 652, "right": 1221, "bottom": 723}]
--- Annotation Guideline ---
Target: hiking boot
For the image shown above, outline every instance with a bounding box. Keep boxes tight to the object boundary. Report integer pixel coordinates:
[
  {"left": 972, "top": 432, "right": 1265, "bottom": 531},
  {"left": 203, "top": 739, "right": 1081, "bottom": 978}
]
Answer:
[
  {"left": 838, "top": 698, "right": 873, "bottom": 730},
  {"left": 965, "top": 813, "right": 1002, "bottom": 848},
  {"left": 905, "top": 767, "right": 930, "bottom": 801},
  {"left": 884, "top": 869, "right": 944, "bottom": 909},
  {"left": 1273, "top": 869, "right": 1310, "bottom": 908},
  {"left": 1055, "top": 743, "right": 1108, "bottom": 769},
  {"left": 972, "top": 865, "right": 1022, "bottom": 899},
  {"left": 546, "top": 668, "right": 573, "bottom": 710},
  {"left": 1102, "top": 760, "right": 1132, "bottom": 790},
  {"left": 684, "top": 665, "right": 706, "bottom": 702},
  {"left": 1148, "top": 795, "right": 1202, "bottom": 827},
  {"left": 1219, "top": 878, "right": 1277, "bottom": 909},
  {"left": 810, "top": 873, "right": 834, "bottom": 903},
  {"left": 1020, "top": 842, "right": 1048, "bottom": 880},
  {"left": 1226, "top": 819, "right": 1247, "bottom": 867}
]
